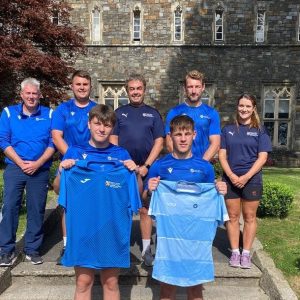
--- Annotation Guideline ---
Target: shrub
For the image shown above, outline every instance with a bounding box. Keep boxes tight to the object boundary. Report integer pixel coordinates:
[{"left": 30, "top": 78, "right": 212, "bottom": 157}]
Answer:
[
  {"left": 258, "top": 181, "right": 294, "bottom": 218},
  {"left": 211, "top": 158, "right": 223, "bottom": 179}
]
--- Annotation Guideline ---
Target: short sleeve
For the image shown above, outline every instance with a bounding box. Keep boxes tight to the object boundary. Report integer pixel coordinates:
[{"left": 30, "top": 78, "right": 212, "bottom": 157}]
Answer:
[
  {"left": 209, "top": 109, "right": 221, "bottom": 136},
  {"left": 220, "top": 126, "right": 228, "bottom": 150},
  {"left": 152, "top": 110, "right": 165, "bottom": 139},
  {"left": 51, "top": 105, "right": 65, "bottom": 131},
  {"left": 258, "top": 126, "right": 272, "bottom": 153},
  {"left": 112, "top": 111, "right": 121, "bottom": 136},
  {"left": 0, "top": 107, "right": 11, "bottom": 151},
  {"left": 165, "top": 109, "right": 177, "bottom": 135}
]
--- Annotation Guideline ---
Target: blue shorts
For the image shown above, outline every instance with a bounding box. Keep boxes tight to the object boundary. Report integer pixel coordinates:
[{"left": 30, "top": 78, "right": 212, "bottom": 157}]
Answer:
[{"left": 225, "top": 181, "right": 262, "bottom": 201}]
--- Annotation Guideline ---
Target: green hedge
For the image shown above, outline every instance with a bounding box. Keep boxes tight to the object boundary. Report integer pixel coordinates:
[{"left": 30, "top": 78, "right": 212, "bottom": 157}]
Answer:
[{"left": 258, "top": 181, "right": 294, "bottom": 218}]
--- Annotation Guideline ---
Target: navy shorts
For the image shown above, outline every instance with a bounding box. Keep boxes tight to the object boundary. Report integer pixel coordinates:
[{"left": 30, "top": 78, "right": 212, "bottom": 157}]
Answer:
[{"left": 225, "top": 181, "right": 262, "bottom": 201}]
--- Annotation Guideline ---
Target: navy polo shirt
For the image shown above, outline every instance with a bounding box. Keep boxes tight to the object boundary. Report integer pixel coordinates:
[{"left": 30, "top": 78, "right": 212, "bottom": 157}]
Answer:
[
  {"left": 220, "top": 124, "right": 272, "bottom": 184},
  {"left": 112, "top": 104, "right": 165, "bottom": 166},
  {"left": 0, "top": 103, "right": 54, "bottom": 168}
]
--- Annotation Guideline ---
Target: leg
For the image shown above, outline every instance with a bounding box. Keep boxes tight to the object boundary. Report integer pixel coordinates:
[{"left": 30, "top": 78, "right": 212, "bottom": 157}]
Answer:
[
  {"left": 0, "top": 165, "right": 25, "bottom": 254},
  {"left": 225, "top": 198, "right": 241, "bottom": 250},
  {"left": 187, "top": 284, "right": 203, "bottom": 300},
  {"left": 100, "top": 268, "right": 120, "bottom": 300},
  {"left": 160, "top": 282, "right": 177, "bottom": 300},
  {"left": 24, "top": 169, "right": 49, "bottom": 255},
  {"left": 74, "top": 267, "right": 95, "bottom": 300},
  {"left": 241, "top": 200, "right": 260, "bottom": 250}
]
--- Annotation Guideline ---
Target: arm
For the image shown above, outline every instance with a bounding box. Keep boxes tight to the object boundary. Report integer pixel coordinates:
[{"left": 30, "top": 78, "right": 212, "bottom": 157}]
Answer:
[
  {"left": 3, "top": 146, "right": 26, "bottom": 170},
  {"left": 138, "top": 137, "right": 164, "bottom": 177},
  {"left": 52, "top": 130, "right": 68, "bottom": 155},
  {"left": 109, "top": 135, "right": 118, "bottom": 145},
  {"left": 202, "top": 134, "right": 220, "bottom": 161},
  {"left": 53, "top": 173, "right": 60, "bottom": 195},
  {"left": 142, "top": 176, "right": 160, "bottom": 201}
]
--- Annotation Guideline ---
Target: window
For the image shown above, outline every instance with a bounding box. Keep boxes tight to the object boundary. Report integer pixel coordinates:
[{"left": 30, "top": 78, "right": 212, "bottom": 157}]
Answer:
[
  {"left": 263, "top": 86, "right": 294, "bottom": 147},
  {"left": 174, "top": 5, "right": 183, "bottom": 42},
  {"left": 100, "top": 84, "right": 129, "bottom": 110},
  {"left": 52, "top": 10, "right": 59, "bottom": 25},
  {"left": 298, "top": 13, "right": 300, "bottom": 42},
  {"left": 256, "top": 11, "right": 265, "bottom": 43},
  {"left": 91, "top": 7, "right": 101, "bottom": 44},
  {"left": 215, "top": 10, "right": 224, "bottom": 41},
  {"left": 133, "top": 7, "right": 141, "bottom": 41}
]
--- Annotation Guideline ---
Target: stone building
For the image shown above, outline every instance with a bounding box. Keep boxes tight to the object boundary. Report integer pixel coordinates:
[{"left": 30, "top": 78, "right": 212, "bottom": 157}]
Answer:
[{"left": 66, "top": 0, "right": 300, "bottom": 166}]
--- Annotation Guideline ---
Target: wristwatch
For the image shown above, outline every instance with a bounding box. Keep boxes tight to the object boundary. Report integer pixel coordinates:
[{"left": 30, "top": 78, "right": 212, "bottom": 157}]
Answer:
[{"left": 144, "top": 164, "right": 151, "bottom": 169}]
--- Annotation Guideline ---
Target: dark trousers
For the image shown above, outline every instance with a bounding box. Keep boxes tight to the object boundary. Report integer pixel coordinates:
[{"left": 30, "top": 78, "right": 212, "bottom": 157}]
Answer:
[{"left": 0, "top": 164, "right": 49, "bottom": 255}]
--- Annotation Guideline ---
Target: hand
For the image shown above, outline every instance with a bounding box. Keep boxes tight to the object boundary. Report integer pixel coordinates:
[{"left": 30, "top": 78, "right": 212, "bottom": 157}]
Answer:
[
  {"left": 22, "top": 161, "right": 41, "bottom": 175},
  {"left": 235, "top": 174, "right": 250, "bottom": 188},
  {"left": 59, "top": 159, "right": 76, "bottom": 171},
  {"left": 148, "top": 176, "right": 160, "bottom": 192},
  {"left": 138, "top": 165, "right": 149, "bottom": 178},
  {"left": 215, "top": 180, "right": 227, "bottom": 195},
  {"left": 123, "top": 159, "right": 138, "bottom": 172},
  {"left": 228, "top": 173, "right": 240, "bottom": 186}
]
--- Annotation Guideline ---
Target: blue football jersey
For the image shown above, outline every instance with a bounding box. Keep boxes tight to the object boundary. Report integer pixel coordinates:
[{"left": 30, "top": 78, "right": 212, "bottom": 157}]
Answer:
[
  {"left": 58, "top": 160, "right": 141, "bottom": 269},
  {"left": 148, "top": 180, "right": 229, "bottom": 287}
]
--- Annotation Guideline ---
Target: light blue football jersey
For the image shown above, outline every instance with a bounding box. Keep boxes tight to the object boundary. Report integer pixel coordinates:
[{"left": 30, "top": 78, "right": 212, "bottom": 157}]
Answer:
[
  {"left": 58, "top": 160, "right": 141, "bottom": 269},
  {"left": 148, "top": 180, "right": 229, "bottom": 287}
]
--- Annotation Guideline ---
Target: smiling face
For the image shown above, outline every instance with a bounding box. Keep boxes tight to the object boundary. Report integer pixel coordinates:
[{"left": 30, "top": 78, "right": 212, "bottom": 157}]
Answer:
[
  {"left": 184, "top": 77, "right": 205, "bottom": 107},
  {"left": 20, "top": 84, "right": 41, "bottom": 114},
  {"left": 237, "top": 97, "right": 256, "bottom": 125},
  {"left": 88, "top": 117, "right": 113, "bottom": 148},
  {"left": 127, "top": 80, "right": 145, "bottom": 106},
  {"left": 171, "top": 128, "right": 196, "bottom": 159},
  {"left": 71, "top": 75, "right": 91, "bottom": 105}
]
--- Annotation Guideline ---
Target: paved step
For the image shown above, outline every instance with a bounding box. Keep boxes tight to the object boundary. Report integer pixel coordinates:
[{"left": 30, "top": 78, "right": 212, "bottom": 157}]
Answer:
[{"left": 0, "top": 281, "right": 269, "bottom": 300}]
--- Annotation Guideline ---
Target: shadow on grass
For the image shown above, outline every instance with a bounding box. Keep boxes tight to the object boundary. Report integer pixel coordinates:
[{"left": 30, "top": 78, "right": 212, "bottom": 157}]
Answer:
[{"left": 295, "top": 258, "right": 300, "bottom": 271}]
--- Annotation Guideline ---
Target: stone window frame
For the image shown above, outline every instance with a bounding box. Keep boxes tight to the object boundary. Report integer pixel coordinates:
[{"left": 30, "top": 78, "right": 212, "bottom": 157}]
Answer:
[
  {"left": 297, "top": 12, "right": 300, "bottom": 42},
  {"left": 255, "top": 9, "right": 266, "bottom": 43},
  {"left": 214, "top": 8, "right": 224, "bottom": 42},
  {"left": 179, "top": 82, "right": 216, "bottom": 107},
  {"left": 90, "top": 5, "right": 102, "bottom": 45},
  {"left": 262, "top": 85, "right": 296, "bottom": 149},
  {"left": 131, "top": 4, "right": 143, "bottom": 43},
  {"left": 52, "top": 10, "right": 60, "bottom": 25},
  {"left": 171, "top": 4, "right": 184, "bottom": 43},
  {"left": 98, "top": 82, "right": 129, "bottom": 110}
]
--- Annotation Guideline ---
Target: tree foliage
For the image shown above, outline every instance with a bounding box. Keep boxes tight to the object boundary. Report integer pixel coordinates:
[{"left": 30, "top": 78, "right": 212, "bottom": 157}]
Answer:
[{"left": 0, "top": 0, "right": 86, "bottom": 105}]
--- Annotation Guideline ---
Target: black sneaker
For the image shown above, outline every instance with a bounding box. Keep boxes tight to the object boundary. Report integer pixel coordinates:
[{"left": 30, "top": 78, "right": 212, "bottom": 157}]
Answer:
[
  {"left": 56, "top": 247, "right": 65, "bottom": 265},
  {"left": 25, "top": 253, "right": 43, "bottom": 265},
  {"left": 0, "top": 252, "right": 15, "bottom": 267}
]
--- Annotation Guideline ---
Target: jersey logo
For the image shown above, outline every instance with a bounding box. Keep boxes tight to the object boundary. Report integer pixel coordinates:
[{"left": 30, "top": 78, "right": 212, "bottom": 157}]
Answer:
[
  {"left": 167, "top": 167, "right": 173, "bottom": 173},
  {"left": 35, "top": 117, "right": 46, "bottom": 121},
  {"left": 199, "top": 114, "right": 210, "bottom": 119},
  {"left": 121, "top": 113, "right": 128, "bottom": 118},
  {"left": 247, "top": 132, "right": 258, "bottom": 137},
  {"left": 190, "top": 168, "right": 201, "bottom": 173},
  {"left": 105, "top": 180, "right": 121, "bottom": 189},
  {"left": 82, "top": 153, "right": 87, "bottom": 159},
  {"left": 107, "top": 156, "right": 119, "bottom": 161},
  {"left": 71, "top": 111, "right": 75, "bottom": 116},
  {"left": 80, "top": 178, "right": 91, "bottom": 183},
  {"left": 142, "top": 113, "right": 154, "bottom": 118},
  {"left": 228, "top": 131, "right": 234, "bottom": 136},
  {"left": 18, "top": 115, "right": 21, "bottom": 120}
]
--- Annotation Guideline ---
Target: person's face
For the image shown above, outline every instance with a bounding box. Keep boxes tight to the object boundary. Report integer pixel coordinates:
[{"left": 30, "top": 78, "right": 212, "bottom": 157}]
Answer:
[
  {"left": 127, "top": 80, "right": 145, "bottom": 106},
  {"left": 171, "top": 128, "right": 196, "bottom": 158},
  {"left": 71, "top": 76, "right": 91, "bottom": 103},
  {"left": 20, "top": 84, "right": 40, "bottom": 112},
  {"left": 88, "top": 117, "right": 113, "bottom": 146},
  {"left": 185, "top": 77, "right": 205, "bottom": 105},
  {"left": 237, "top": 97, "right": 255, "bottom": 124}
]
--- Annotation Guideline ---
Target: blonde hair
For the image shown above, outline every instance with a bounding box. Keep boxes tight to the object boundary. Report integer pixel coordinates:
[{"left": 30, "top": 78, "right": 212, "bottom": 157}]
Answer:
[{"left": 184, "top": 70, "right": 205, "bottom": 86}]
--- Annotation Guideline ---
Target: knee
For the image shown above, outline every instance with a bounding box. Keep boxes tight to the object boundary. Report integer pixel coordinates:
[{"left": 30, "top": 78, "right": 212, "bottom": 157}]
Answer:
[
  {"left": 139, "top": 207, "right": 149, "bottom": 217},
  {"left": 227, "top": 212, "right": 240, "bottom": 223},
  {"left": 102, "top": 276, "right": 119, "bottom": 293},
  {"left": 76, "top": 276, "right": 94, "bottom": 294},
  {"left": 243, "top": 213, "right": 257, "bottom": 224}
]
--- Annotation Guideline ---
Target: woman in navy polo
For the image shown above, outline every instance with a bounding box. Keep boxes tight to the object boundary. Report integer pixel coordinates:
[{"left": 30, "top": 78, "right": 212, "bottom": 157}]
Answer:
[{"left": 219, "top": 93, "right": 272, "bottom": 269}]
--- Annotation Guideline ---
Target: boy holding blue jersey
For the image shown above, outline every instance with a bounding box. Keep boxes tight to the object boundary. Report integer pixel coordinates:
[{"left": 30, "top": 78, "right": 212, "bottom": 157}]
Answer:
[
  {"left": 144, "top": 115, "right": 227, "bottom": 300},
  {"left": 53, "top": 104, "right": 140, "bottom": 300}
]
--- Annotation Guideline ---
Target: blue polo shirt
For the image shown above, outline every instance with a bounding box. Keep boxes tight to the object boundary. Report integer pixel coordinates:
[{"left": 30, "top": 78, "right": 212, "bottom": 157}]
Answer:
[
  {"left": 51, "top": 98, "right": 97, "bottom": 148},
  {"left": 0, "top": 103, "right": 54, "bottom": 168},
  {"left": 221, "top": 124, "right": 272, "bottom": 184},
  {"left": 112, "top": 104, "right": 165, "bottom": 166},
  {"left": 165, "top": 102, "right": 221, "bottom": 158}
]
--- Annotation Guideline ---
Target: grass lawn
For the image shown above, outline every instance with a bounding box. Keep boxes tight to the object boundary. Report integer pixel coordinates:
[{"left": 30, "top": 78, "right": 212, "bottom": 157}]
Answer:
[{"left": 258, "top": 167, "right": 300, "bottom": 297}]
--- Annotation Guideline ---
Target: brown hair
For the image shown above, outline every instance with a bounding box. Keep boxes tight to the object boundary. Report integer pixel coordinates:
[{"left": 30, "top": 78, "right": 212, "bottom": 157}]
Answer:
[
  {"left": 170, "top": 115, "right": 195, "bottom": 133},
  {"left": 236, "top": 93, "right": 261, "bottom": 129},
  {"left": 88, "top": 104, "right": 116, "bottom": 127},
  {"left": 71, "top": 70, "right": 91, "bottom": 84},
  {"left": 125, "top": 73, "right": 146, "bottom": 92},
  {"left": 184, "top": 70, "right": 205, "bottom": 86}
]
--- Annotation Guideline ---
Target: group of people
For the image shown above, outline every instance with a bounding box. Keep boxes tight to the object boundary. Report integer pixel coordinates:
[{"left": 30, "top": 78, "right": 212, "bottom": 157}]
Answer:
[{"left": 0, "top": 69, "right": 272, "bottom": 300}]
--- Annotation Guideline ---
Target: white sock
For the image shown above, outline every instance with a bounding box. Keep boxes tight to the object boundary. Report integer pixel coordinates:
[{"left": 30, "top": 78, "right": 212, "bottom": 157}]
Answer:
[
  {"left": 142, "top": 239, "right": 151, "bottom": 254},
  {"left": 63, "top": 236, "right": 67, "bottom": 247},
  {"left": 242, "top": 249, "right": 250, "bottom": 255},
  {"left": 231, "top": 248, "right": 240, "bottom": 253}
]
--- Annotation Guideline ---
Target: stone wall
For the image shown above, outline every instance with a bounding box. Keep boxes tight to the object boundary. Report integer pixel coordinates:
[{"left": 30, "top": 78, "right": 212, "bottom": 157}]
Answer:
[{"left": 67, "top": 0, "right": 300, "bottom": 165}]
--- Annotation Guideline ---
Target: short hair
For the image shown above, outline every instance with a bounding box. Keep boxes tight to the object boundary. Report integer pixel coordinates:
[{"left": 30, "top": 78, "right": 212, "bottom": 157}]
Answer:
[
  {"left": 21, "top": 78, "right": 40, "bottom": 92},
  {"left": 125, "top": 73, "right": 146, "bottom": 92},
  {"left": 236, "top": 93, "right": 261, "bottom": 129},
  {"left": 71, "top": 70, "right": 91, "bottom": 84},
  {"left": 184, "top": 70, "right": 205, "bottom": 86},
  {"left": 170, "top": 115, "right": 195, "bottom": 133},
  {"left": 88, "top": 104, "right": 116, "bottom": 127}
]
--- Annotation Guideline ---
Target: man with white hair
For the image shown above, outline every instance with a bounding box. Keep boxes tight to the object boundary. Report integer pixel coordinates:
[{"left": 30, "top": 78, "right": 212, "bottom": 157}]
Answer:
[{"left": 0, "top": 78, "right": 55, "bottom": 266}]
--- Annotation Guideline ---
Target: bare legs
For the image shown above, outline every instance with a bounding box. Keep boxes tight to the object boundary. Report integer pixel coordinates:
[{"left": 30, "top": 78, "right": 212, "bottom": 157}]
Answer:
[{"left": 160, "top": 283, "right": 203, "bottom": 300}]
